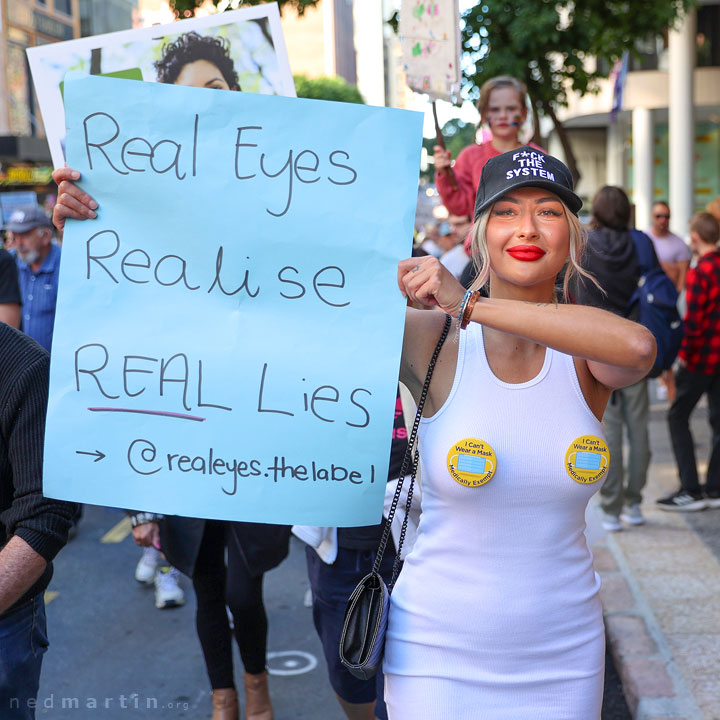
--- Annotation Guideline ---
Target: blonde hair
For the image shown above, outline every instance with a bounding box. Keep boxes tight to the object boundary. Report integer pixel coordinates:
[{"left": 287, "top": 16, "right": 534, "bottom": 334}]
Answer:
[
  {"left": 468, "top": 202, "right": 596, "bottom": 302},
  {"left": 477, "top": 76, "right": 528, "bottom": 118},
  {"left": 706, "top": 195, "right": 720, "bottom": 225},
  {"left": 690, "top": 211, "right": 720, "bottom": 245}
]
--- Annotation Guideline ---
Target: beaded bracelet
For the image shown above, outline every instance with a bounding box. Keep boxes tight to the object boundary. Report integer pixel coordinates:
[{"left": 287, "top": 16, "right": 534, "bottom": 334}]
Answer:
[
  {"left": 130, "top": 512, "right": 163, "bottom": 527},
  {"left": 460, "top": 290, "right": 480, "bottom": 330},
  {"left": 457, "top": 290, "right": 472, "bottom": 329}
]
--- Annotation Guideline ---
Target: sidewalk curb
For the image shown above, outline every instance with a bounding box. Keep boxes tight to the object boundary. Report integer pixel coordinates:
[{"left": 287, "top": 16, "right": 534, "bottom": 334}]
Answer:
[{"left": 593, "top": 534, "right": 704, "bottom": 720}]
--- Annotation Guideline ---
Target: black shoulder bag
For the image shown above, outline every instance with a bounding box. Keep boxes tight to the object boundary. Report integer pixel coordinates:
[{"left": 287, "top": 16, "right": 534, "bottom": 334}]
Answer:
[{"left": 338, "top": 313, "right": 451, "bottom": 680}]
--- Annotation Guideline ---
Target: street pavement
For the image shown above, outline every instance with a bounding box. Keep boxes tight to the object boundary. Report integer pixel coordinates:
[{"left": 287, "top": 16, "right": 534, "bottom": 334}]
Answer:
[
  {"left": 37, "top": 508, "right": 631, "bottom": 720},
  {"left": 38, "top": 514, "right": 340, "bottom": 719},
  {"left": 47, "top": 404, "right": 715, "bottom": 720},
  {"left": 590, "top": 381, "right": 720, "bottom": 720},
  {"left": 37, "top": 506, "right": 632, "bottom": 720}
]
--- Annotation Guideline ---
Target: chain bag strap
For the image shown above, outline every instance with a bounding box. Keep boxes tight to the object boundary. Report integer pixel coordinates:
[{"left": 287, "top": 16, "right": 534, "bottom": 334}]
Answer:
[{"left": 339, "top": 313, "right": 452, "bottom": 680}]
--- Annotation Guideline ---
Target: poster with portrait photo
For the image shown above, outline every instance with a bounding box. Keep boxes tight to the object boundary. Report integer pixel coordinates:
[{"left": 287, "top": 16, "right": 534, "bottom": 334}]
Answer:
[{"left": 27, "top": 3, "right": 295, "bottom": 168}]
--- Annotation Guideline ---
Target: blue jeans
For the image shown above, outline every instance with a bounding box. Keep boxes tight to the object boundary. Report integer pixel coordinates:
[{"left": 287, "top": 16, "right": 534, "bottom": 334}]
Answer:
[
  {"left": 306, "top": 545, "right": 397, "bottom": 720},
  {"left": 0, "top": 594, "right": 48, "bottom": 720}
]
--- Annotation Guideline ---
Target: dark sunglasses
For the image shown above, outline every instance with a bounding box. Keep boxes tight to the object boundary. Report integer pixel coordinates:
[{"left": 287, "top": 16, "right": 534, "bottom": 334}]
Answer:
[{"left": 653, "top": 213, "right": 670, "bottom": 219}]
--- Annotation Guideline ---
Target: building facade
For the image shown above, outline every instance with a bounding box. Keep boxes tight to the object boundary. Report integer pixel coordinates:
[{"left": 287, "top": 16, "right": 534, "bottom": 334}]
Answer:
[
  {"left": 79, "top": 0, "right": 136, "bottom": 37},
  {"left": 0, "top": 0, "right": 136, "bottom": 208},
  {"left": 281, "top": 0, "right": 407, "bottom": 109},
  {"left": 549, "top": 2, "right": 720, "bottom": 236},
  {"left": 0, "top": 0, "right": 80, "bottom": 203}
]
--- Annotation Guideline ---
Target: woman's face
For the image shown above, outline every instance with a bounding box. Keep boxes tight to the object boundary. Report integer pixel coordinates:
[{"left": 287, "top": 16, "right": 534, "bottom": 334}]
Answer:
[
  {"left": 483, "top": 87, "right": 527, "bottom": 141},
  {"left": 175, "top": 59, "right": 233, "bottom": 90},
  {"left": 486, "top": 186, "right": 570, "bottom": 293}
]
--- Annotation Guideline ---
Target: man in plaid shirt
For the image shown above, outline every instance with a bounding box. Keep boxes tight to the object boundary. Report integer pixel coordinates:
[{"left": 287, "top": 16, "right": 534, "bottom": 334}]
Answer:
[{"left": 658, "top": 212, "right": 720, "bottom": 510}]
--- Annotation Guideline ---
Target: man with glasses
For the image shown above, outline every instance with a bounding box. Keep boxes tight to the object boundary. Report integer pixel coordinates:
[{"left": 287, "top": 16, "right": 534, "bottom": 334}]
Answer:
[
  {"left": 646, "top": 201, "right": 691, "bottom": 403},
  {"left": 438, "top": 215, "right": 472, "bottom": 281},
  {"left": 645, "top": 201, "right": 691, "bottom": 293}
]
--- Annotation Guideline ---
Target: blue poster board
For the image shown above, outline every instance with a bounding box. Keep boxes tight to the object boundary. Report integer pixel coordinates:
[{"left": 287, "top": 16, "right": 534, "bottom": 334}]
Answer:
[{"left": 43, "top": 74, "right": 423, "bottom": 526}]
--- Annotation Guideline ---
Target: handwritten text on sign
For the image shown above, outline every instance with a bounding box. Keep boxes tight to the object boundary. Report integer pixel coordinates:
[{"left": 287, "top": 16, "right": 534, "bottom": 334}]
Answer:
[{"left": 44, "top": 75, "right": 423, "bottom": 525}]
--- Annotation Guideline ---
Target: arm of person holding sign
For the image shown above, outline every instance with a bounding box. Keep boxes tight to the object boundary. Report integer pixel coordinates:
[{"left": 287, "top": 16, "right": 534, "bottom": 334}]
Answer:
[
  {"left": 399, "top": 260, "right": 654, "bottom": 417},
  {"left": 433, "top": 144, "right": 478, "bottom": 217},
  {"left": 51, "top": 167, "right": 98, "bottom": 241}
]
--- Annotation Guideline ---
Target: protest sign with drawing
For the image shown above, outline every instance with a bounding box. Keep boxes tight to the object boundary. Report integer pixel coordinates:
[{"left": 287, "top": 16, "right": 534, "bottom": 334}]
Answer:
[
  {"left": 399, "top": 0, "right": 461, "bottom": 101},
  {"left": 27, "top": 3, "right": 294, "bottom": 169},
  {"left": 400, "top": 1, "right": 461, "bottom": 188},
  {"left": 43, "top": 73, "right": 423, "bottom": 526}
]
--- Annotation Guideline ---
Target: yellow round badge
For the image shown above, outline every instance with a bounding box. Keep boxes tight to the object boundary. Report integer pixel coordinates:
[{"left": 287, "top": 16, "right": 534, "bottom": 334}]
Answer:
[
  {"left": 565, "top": 435, "right": 610, "bottom": 484},
  {"left": 447, "top": 438, "right": 497, "bottom": 487}
]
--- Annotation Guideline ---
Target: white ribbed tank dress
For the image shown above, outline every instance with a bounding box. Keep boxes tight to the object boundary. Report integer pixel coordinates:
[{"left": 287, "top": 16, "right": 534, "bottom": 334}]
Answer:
[{"left": 384, "top": 323, "right": 607, "bottom": 719}]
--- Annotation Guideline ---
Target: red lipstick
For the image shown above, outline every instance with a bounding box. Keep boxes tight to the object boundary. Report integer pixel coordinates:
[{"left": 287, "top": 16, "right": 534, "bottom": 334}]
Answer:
[{"left": 507, "top": 245, "right": 546, "bottom": 261}]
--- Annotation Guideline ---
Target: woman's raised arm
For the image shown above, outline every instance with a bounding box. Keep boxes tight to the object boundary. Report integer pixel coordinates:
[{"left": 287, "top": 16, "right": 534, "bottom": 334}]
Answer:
[
  {"left": 398, "top": 256, "right": 656, "bottom": 393},
  {"left": 465, "top": 297, "right": 656, "bottom": 390}
]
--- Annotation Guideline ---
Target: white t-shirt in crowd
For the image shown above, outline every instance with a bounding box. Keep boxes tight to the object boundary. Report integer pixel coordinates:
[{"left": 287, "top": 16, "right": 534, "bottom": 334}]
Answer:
[
  {"left": 644, "top": 228, "right": 691, "bottom": 264},
  {"left": 439, "top": 244, "right": 470, "bottom": 280}
]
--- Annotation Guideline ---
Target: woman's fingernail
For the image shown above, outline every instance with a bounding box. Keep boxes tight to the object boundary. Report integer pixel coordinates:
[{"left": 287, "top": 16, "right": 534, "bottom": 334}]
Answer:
[
  {"left": 89, "top": 201, "right": 98, "bottom": 209},
  {"left": 88, "top": 210, "right": 97, "bottom": 218},
  {"left": 71, "top": 171, "right": 80, "bottom": 179}
]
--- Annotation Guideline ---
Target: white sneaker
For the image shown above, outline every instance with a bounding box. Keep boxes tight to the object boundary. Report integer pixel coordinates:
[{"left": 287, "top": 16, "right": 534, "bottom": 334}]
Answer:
[
  {"left": 303, "top": 587, "right": 313, "bottom": 608},
  {"left": 620, "top": 504, "right": 645, "bottom": 526},
  {"left": 154, "top": 566, "right": 185, "bottom": 609},
  {"left": 600, "top": 511, "right": 623, "bottom": 532},
  {"left": 135, "top": 546, "right": 160, "bottom": 585}
]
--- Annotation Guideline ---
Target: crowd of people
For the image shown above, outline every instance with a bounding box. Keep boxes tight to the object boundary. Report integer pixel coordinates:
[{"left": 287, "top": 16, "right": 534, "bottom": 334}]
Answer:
[{"left": 1, "top": 67, "right": 720, "bottom": 720}]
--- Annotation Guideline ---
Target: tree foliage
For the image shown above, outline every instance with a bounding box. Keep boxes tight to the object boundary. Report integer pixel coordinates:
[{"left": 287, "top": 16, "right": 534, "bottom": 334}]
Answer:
[
  {"left": 293, "top": 75, "right": 365, "bottom": 104},
  {"left": 168, "top": 0, "right": 319, "bottom": 19},
  {"left": 461, "top": 0, "right": 695, "bottom": 181},
  {"left": 438, "top": 118, "right": 477, "bottom": 159},
  {"left": 421, "top": 119, "right": 476, "bottom": 181}
]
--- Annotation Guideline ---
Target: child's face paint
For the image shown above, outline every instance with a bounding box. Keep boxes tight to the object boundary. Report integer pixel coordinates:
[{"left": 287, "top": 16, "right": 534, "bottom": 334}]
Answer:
[{"left": 483, "top": 87, "right": 526, "bottom": 139}]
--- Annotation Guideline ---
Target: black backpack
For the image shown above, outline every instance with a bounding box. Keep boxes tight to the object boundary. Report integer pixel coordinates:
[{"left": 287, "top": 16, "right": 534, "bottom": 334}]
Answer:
[{"left": 628, "top": 230, "right": 684, "bottom": 378}]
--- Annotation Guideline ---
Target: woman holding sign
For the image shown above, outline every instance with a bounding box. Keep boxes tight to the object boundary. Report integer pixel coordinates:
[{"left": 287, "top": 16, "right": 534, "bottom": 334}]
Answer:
[{"left": 386, "top": 147, "right": 655, "bottom": 718}]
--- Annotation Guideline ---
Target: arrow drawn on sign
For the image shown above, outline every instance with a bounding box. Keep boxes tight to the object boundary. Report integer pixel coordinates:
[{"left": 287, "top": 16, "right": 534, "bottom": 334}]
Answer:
[{"left": 76, "top": 450, "right": 106, "bottom": 462}]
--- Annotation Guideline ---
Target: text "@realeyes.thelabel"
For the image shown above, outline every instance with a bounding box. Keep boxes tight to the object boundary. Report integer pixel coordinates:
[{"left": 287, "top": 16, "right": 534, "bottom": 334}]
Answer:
[{"left": 73, "top": 109, "right": 374, "bottom": 445}]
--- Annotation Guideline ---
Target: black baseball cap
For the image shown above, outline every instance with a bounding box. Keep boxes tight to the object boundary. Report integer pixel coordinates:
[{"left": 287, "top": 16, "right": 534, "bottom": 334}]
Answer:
[{"left": 473, "top": 146, "right": 583, "bottom": 220}]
